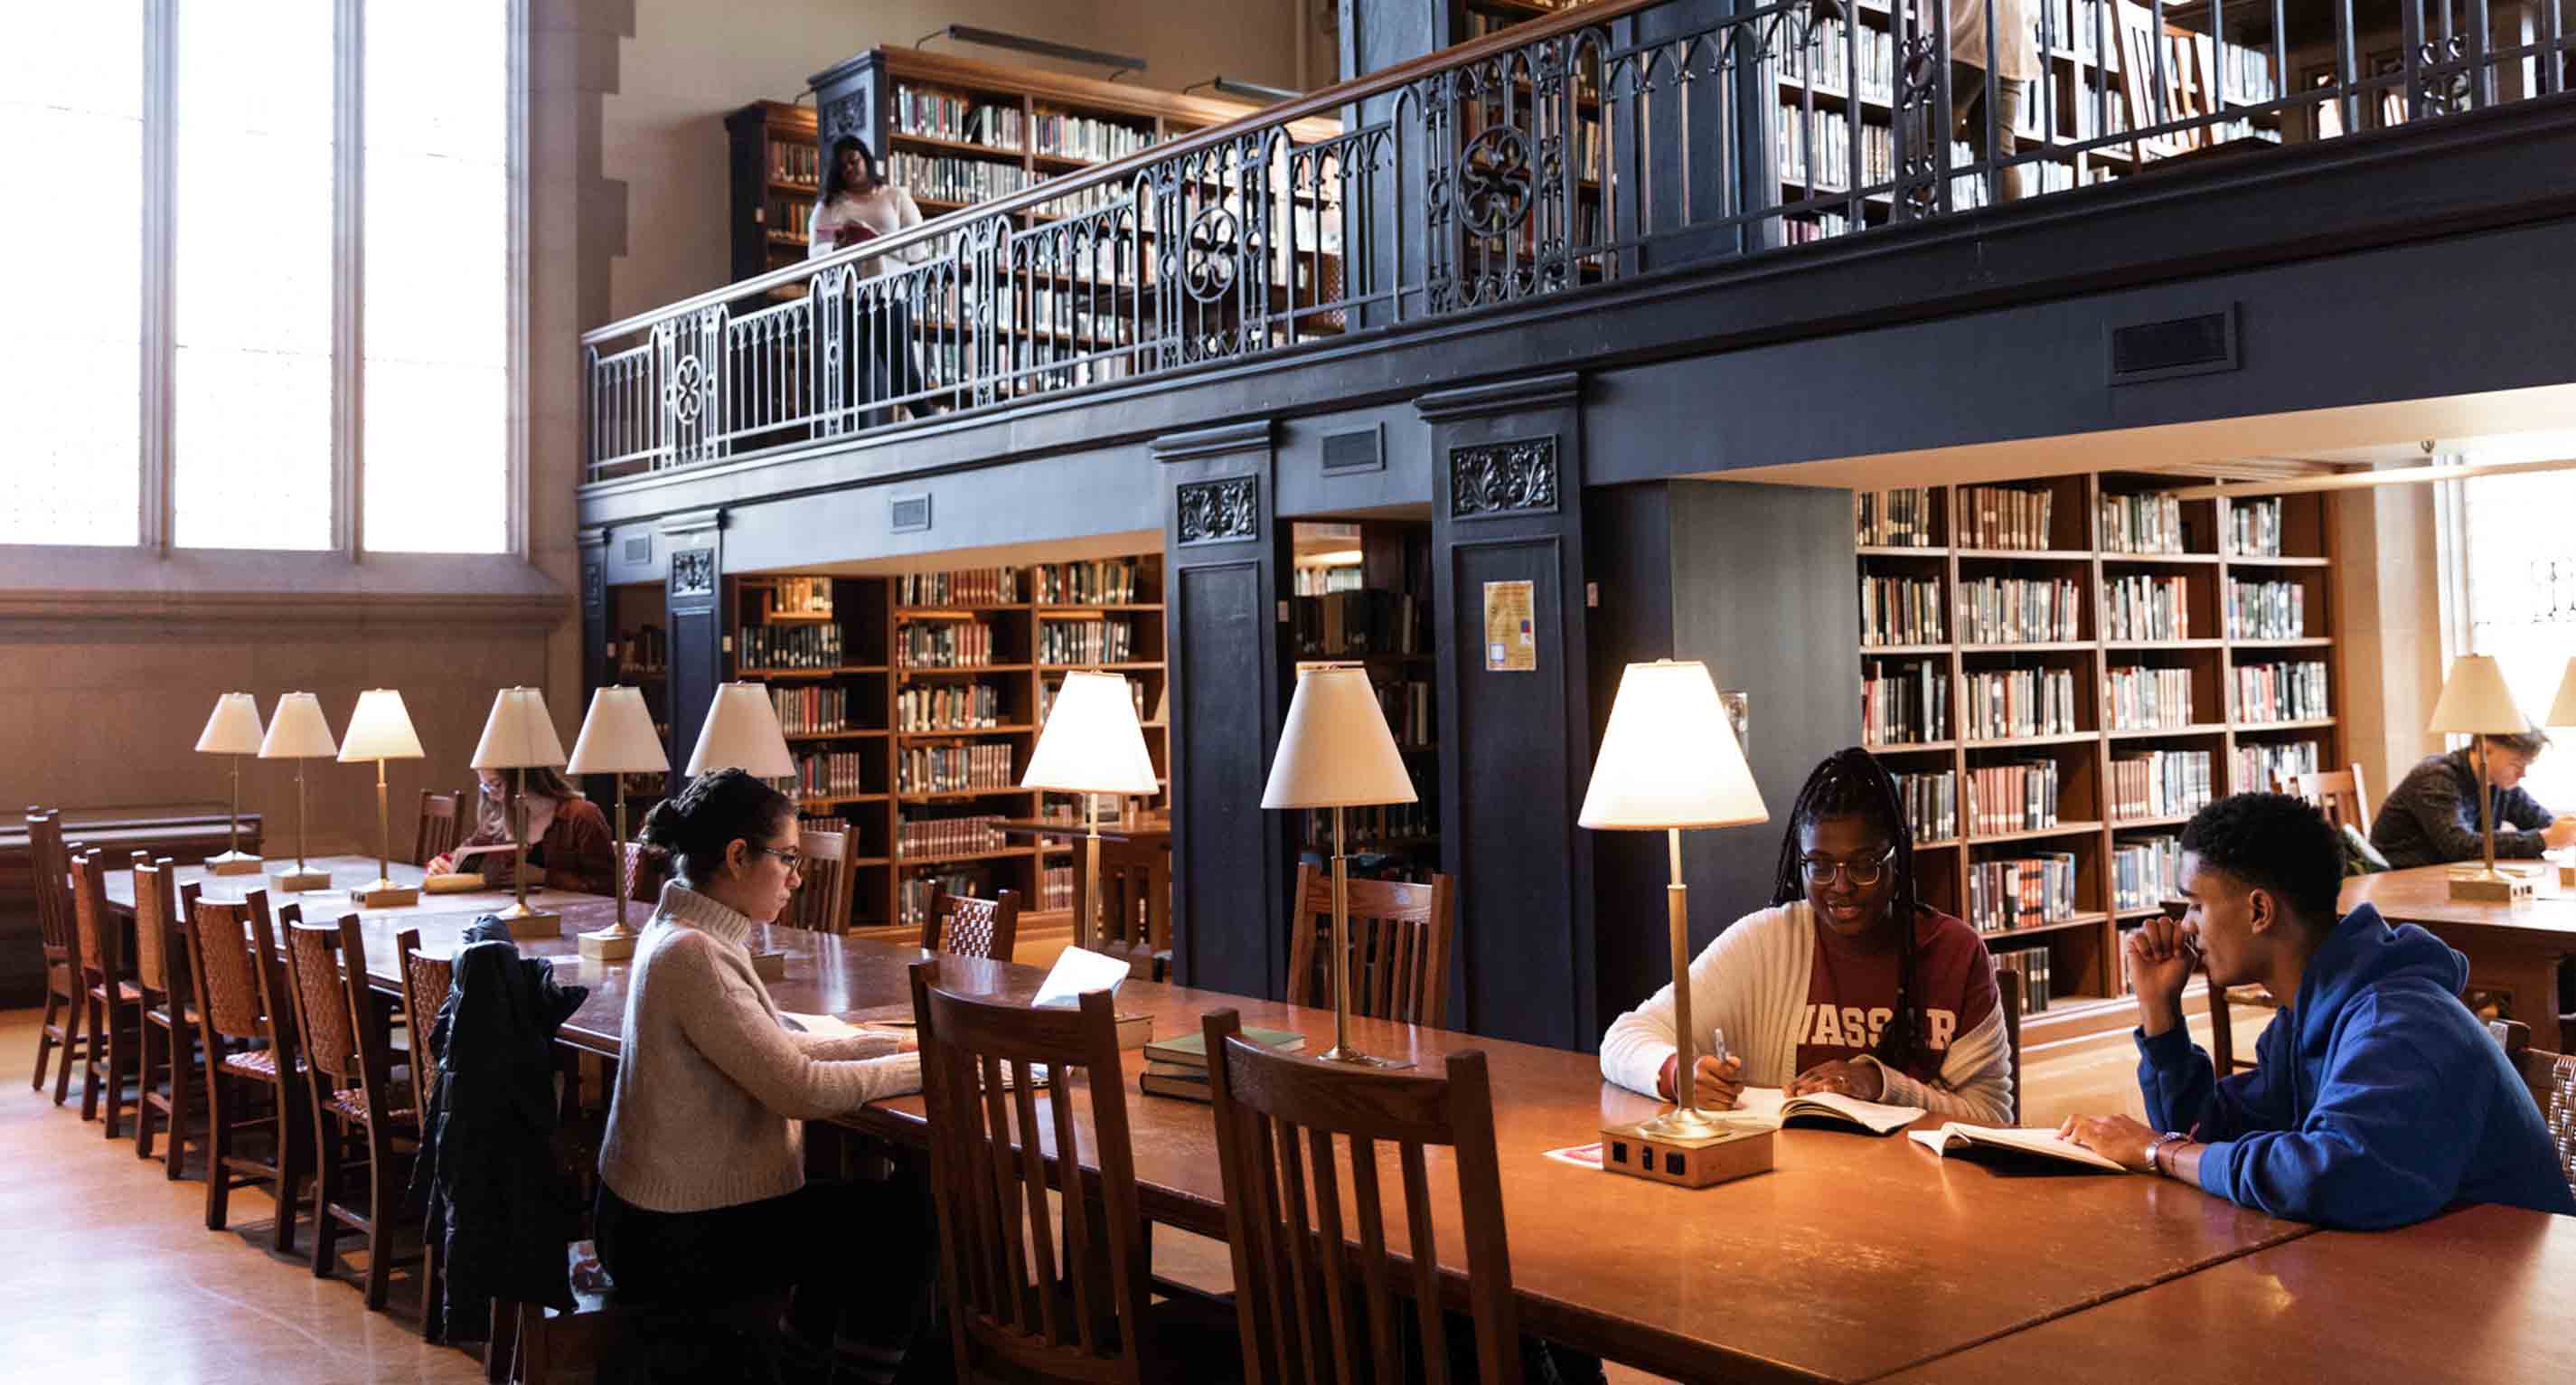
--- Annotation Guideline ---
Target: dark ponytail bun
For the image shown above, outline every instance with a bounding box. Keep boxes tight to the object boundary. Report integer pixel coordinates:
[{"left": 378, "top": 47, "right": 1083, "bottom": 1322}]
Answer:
[{"left": 636, "top": 768, "right": 794, "bottom": 885}]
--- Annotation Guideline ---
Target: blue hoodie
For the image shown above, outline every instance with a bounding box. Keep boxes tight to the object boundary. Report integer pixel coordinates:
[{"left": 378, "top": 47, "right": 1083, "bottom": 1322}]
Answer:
[{"left": 2137, "top": 903, "right": 2576, "bottom": 1230}]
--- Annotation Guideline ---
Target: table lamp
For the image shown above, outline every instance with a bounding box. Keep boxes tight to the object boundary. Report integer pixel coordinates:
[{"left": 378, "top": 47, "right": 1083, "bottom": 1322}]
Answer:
[
  {"left": 1025, "top": 671, "right": 1160, "bottom": 954},
  {"left": 2549, "top": 658, "right": 2576, "bottom": 733},
  {"left": 2429, "top": 654, "right": 2534, "bottom": 902},
  {"left": 684, "top": 683, "right": 797, "bottom": 978},
  {"left": 194, "top": 692, "right": 267, "bottom": 875},
  {"left": 1259, "top": 664, "right": 1416, "bottom": 1067},
  {"left": 259, "top": 692, "right": 340, "bottom": 893},
  {"left": 567, "top": 686, "right": 671, "bottom": 959},
  {"left": 472, "top": 686, "right": 569, "bottom": 934},
  {"left": 338, "top": 689, "right": 426, "bottom": 908},
  {"left": 1580, "top": 659, "right": 1772, "bottom": 1187}
]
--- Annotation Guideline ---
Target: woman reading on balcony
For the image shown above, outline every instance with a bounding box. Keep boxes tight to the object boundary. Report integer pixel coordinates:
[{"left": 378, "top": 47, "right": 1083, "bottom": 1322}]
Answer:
[
  {"left": 809, "top": 134, "right": 933, "bottom": 424},
  {"left": 1599, "top": 748, "right": 2014, "bottom": 1124},
  {"left": 426, "top": 767, "right": 617, "bottom": 897}
]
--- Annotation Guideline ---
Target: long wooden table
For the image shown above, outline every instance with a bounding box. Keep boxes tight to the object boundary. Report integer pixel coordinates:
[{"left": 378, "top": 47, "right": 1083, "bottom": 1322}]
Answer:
[{"left": 2344, "top": 862, "right": 2576, "bottom": 1027}]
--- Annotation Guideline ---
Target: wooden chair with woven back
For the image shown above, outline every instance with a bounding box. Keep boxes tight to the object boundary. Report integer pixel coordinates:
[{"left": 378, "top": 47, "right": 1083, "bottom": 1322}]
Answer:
[
  {"left": 2278, "top": 764, "right": 2374, "bottom": 834},
  {"left": 1200, "top": 1007, "right": 1527, "bottom": 1385},
  {"left": 1286, "top": 865, "right": 1457, "bottom": 1030},
  {"left": 132, "top": 856, "right": 207, "bottom": 1176},
  {"left": 184, "top": 891, "right": 314, "bottom": 1249},
  {"left": 623, "top": 839, "right": 666, "bottom": 905},
  {"left": 2488, "top": 1018, "right": 2576, "bottom": 1200},
  {"left": 417, "top": 789, "right": 465, "bottom": 867},
  {"left": 1089, "top": 836, "right": 1170, "bottom": 979},
  {"left": 278, "top": 908, "right": 430, "bottom": 1316},
  {"left": 71, "top": 848, "right": 145, "bottom": 1137},
  {"left": 908, "top": 956, "right": 1229, "bottom": 1383},
  {"left": 26, "top": 807, "right": 89, "bottom": 1105},
  {"left": 784, "top": 826, "right": 852, "bottom": 933},
  {"left": 920, "top": 886, "right": 1020, "bottom": 961},
  {"left": 1997, "top": 967, "right": 2024, "bottom": 1126}
]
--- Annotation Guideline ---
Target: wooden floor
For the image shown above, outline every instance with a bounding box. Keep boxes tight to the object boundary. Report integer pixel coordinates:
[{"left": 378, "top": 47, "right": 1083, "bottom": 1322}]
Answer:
[{"left": 1, "top": 998, "right": 2269, "bottom": 1384}]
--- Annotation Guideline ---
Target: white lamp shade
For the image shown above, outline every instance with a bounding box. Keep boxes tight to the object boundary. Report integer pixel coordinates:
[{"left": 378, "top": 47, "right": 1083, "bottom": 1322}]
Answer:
[
  {"left": 2545, "top": 658, "right": 2576, "bottom": 730},
  {"left": 568, "top": 686, "right": 672, "bottom": 776},
  {"left": 194, "top": 692, "right": 265, "bottom": 756},
  {"left": 1024, "top": 671, "right": 1160, "bottom": 795},
  {"left": 1261, "top": 665, "right": 1416, "bottom": 809},
  {"left": 258, "top": 692, "right": 339, "bottom": 760},
  {"left": 1579, "top": 660, "right": 1770, "bottom": 830},
  {"left": 2427, "top": 655, "right": 2528, "bottom": 736},
  {"left": 471, "top": 686, "right": 569, "bottom": 770},
  {"left": 686, "top": 683, "right": 796, "bottom": 777},
  {"left": 337, "top": 689, "right": 426, "bottom": 762}
]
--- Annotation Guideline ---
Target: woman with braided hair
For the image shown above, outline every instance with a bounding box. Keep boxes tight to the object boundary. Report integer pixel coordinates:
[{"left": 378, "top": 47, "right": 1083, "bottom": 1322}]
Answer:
[{"left": 1600, "top": 748, "right": 2013, "bottom": 1125}]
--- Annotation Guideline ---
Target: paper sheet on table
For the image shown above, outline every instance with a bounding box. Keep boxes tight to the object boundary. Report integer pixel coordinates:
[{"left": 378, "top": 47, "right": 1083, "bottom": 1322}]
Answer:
[
  {"left": 1031, "top": 945, "right": 1133, "bottom": 1008},
  {"left": 779, "top": 1012, "right": 867, "bottom": 1041},
  {"left": 1728, "top": 1086, "right": 1925, "bottom": 1135}
]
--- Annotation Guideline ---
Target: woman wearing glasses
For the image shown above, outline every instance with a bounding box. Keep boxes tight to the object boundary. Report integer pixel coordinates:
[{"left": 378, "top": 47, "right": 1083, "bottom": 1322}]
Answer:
[
  {"left": 596, "top": 768, "right": 933, "bottom": 1380},
  {"left": 1601, "top": 747, "right": 2013, "bottom": 1124}
]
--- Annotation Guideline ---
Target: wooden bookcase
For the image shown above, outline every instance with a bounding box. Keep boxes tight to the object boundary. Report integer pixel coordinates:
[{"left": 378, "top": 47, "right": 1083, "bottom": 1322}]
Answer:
[
  {"left": 725, "top": 555, "right": 1169, "bottom": 952},
  {"left": 1855, "top": 472, "right": 2340, "bottom": 1045},
  {"left": 1289, "top": 520, "right": 1441, "bottom": 878},
  {"left": 726, "top": 101, "right": 824, "bottom": 286},
  {"left": 603, "top": 579, "right": 676, "bottom": 807}
]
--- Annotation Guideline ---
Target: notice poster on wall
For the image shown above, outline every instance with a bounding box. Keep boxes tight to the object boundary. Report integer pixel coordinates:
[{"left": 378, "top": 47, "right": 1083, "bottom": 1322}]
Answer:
[{"left": 1483, "top": 579, "right": 1537, "bottom": 672}]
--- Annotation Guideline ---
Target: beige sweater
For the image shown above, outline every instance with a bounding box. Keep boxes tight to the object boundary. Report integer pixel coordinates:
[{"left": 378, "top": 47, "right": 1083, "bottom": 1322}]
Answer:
[{"left": 598, "top": 883, "right": 923, "bottom": 1212}]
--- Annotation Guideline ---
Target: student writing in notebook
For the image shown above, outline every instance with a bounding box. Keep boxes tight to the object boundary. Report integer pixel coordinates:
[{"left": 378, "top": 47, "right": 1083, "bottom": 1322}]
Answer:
[
  {"left": 1600, "top": 748, "right": 2014, "bottom": 1125},
  {"left": 2058, "top": 793, "right": 2575, "bottom": 1229}
]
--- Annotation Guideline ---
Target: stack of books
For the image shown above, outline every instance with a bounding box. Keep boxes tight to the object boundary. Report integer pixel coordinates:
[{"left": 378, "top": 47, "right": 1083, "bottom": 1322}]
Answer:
[{"left": 1138, "top": 1026, "right": 1309, "bottom": 1102}]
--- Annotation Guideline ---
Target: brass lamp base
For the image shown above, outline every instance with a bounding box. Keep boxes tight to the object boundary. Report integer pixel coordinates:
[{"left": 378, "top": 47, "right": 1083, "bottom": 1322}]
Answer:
[
  {"left": 492, "top": 903, "right": 561, "bottom": 938},
  {"left": 749, "top": 948, "right": 785, "bottom": 982},
  {"left": 578, "top": 926, "right": 638, "bottom": 961},
  {"left": 351, "top": 881, "right": 420, "bottom": 909},
  {"left": 2559, "top": 862, "right": 2575, "bottom": 890},
  {"left": 206, "top": 851, "right": 263, "bottom": 877},
  {"left": 1600, "top": 1118, "right": 1774, "bottom": 1189},
  {"left": 1313, "top": 1045, "right": 1415, "bottom": 1070},
  {"left": 2449, "top": 868, "right": 2536, "bottom": 904},
  {"left": 268, "top": 866, "right": 331, "bottom": 893}
]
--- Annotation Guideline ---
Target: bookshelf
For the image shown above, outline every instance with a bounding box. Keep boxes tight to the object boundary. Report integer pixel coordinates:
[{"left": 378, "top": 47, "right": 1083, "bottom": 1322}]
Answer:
[
  {"left": 1855, "top": 472, "right": 2339, "bottom": 1045},
  {"left": 726, "top": 102, "right": 824, "bottom": 286},
  {"left": 1290, "top": 520, "right": 1442, "bottom": 879},
  {"left": 604, "top": 579, "right": 675, "bottom": 806},
  {"left": 725, "top": 554, "right": 1168, "bottom": 950}
]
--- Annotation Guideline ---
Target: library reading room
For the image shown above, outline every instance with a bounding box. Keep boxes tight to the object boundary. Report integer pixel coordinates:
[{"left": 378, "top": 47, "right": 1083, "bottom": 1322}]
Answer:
[{"left": 13, "top": 0, "right": 2576, "bottom": 1380}]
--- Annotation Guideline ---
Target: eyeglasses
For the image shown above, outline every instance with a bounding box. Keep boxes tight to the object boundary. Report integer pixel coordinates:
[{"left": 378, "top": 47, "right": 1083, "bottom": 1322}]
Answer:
[
  {"left": 755, "top": 845, "right": 804, "bottom": 872},
  {"left": 1800, "top": 850, "right": 1894, "bottom": 887}
]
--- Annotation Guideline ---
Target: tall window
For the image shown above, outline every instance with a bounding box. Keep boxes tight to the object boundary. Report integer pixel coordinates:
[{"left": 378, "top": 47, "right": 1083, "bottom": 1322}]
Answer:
[
  {"left": 0, "top": 6, "right": 144, "bottom": 546},
  {"left": 2458, "top": 465, "right": 2576, "bottom": 809}
]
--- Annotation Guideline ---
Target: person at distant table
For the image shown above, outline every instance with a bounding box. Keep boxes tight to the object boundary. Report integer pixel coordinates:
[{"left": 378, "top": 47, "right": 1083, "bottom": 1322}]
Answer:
[
  {"left": 425, "top": 766, "right": 617, "bottom": 896},
  {"left": 2060, "top": 793, "right": 2575, "bottom": 1229},
  {"left": 2370, "top": 728, "right": 2576, "bottom": 869},
  {"left": 1600, "top": 747, "right": 2014, "bottom": 1125}
]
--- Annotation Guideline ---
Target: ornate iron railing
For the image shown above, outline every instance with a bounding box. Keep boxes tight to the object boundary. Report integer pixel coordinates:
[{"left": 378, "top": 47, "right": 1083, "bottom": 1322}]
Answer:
[{"left": 582, "top": 0, "right": 2576, "bottom": 483}]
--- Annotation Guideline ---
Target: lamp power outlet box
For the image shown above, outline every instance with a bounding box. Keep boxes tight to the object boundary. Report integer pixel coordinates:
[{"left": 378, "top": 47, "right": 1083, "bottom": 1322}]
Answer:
[
  {"left": 206, "top": 853, "right": 264, "bottom": 877},
  {"left": 578, "top": 928, "right": 637, "bottom": 961},
  {"left": 2449, "top": 871, "right": 2536, "bottom": 904},
  {"left": 268, "top": 866, "right": 331, "bottom": 893},
  {"left": 1599, "top": 1120, "right": 1773, "bottom": 1188},
  {"left": 352, "top": 882, "right": 420, "bottom": 909}
]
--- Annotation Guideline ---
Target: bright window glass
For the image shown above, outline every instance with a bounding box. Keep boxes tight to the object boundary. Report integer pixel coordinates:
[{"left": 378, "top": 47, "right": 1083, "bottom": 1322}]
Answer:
[{"left": 2460, "top": 466, "right": 2576, "bottom": 809}]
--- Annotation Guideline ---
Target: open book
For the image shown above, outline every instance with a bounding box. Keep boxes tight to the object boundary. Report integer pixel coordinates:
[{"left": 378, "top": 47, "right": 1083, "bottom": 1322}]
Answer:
[
  {"left": 1726, "top": 1086, "right": 1924, "bottom": 1135},
  {"left": 1908, "top": 1124, "right": 2129, "bottom": 1173}
]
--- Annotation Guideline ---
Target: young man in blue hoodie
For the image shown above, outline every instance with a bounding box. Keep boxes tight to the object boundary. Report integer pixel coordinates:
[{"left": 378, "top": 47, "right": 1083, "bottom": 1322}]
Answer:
[{"left": 2060, "top": 792, "right": 2573, "bottom": 1230}]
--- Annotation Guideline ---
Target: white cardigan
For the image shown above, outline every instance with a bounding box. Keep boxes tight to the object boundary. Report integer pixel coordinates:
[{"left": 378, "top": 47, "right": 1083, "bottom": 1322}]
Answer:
[{"left": 1599, "top": 901, "right": 2014, "bottom": 1126}]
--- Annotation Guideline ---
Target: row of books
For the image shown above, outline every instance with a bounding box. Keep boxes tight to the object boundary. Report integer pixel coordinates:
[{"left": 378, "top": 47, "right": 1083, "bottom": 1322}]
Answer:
[
  {"left": 794, "top": 750, "right": 869, "bottom": 803},
  {"left": 1032, "top": 559, "right": 1145, "bottom": 606},
  {"left": 2225, "top": 579, "right": 2306, "bottom": 640},
  {"left": 2227, "top": 497, "right": 2286, "bottom": 557},
  {"left": 773, "top": 195, "right": 815, "bottom": 242},
  {"left": 2100, "top": 492, "right": 2186, "bottom": 554},
  {"left": 1857, "top": 487, "right": 1939, "bottom": 548},
  {"left": 1895, "top": 769, "right": 1960, "bottom": 843},
  {"left": 2112, "top": 834, "right": 2185, "bottom": 912},
  {"left": 773, "top": 685, "right": 853, "bottom": 737},
  {"left": 899, "top": 743, "right": 1014, "bottom": 796},
  {"left": 1777, "top": 107, "right": 1894, "bottom": 190},
  {"left": 1782, "top": 211, "right": 1855, "bottom": 244},
  {"left": 766, "top": 139, "right": 822, "bottom": 190},
  {"left": 896, "top": 813, "right": 1008, "bottom": 860},
  {"left": 891, "top": 84, "right": 1026, "bottom": 151},
  {"left": 741, "top": 622, "right": 847, "bottom": 671},
  {"left": 2101, "top": 573, "right": 2191, "bottom": 642},
  {"left": 896, "top": 568, "right": 1020, "bottom": 607},
  {"left": 1778, "top": 15, "right": 1897, "bottom": 104},
  {"left": 891, "top": 149, "right": 1032, "bottom": 206},
  {"left": 1376, "top": 681, "right": 1434, "bottom": 748},
  {"left": 2111, "top": 749, "right": 2214, "bottom": 823},
  {"left": 1038, "top": 674, "right": 1150, "bottom": 729},
  {"left": 1994, "top": 947, "right": 2055, "bottom": 1013},
  {"left": 1863, "top": 661, "right": 1950, "bottom": 745},
  {"left": 1298, "top": 800, "right": 1435, "bottom": 848},
  {"left": 1034, "top": 108, "right": 1154, "bottom": 163},
  {"left": 1292, "top": 589, "right": 1429, "bottom": 657},
  {"left": 1037, "top": 617, "right": 1136, "bottom": 666},
  {"left": 1294, "top": 564, "right": 1365, "bottom": 596},
  {"left": 1965, "top": 759, "right": 2062, "bottom": 835},
  {"left": 1040, "top": 863, "right": 1073, "bottom": 913},
  {"left": 1958, "top": 485, "right": 2059, "bottom": 551},
  {"left": 897, "top": 683, "right": 1005, "bottom": 732},
  {"left": 762, "top": 576, "right": 833, "bottom": 618},
  {"left": 796, "top": 815, "right": 852, "bottom": 842},
  {"left": 900, "top": 622, "right": 997, "bottom": 669},
  {"left": 614, "top": 624, "right": 667, "bottom": 674},
  {"left": 2235, "top": 661, "right": 2328, "bottom": 722},
  {"left": 1967, "top": 853, "right": 2078, "bottom": 934},
  {"left": 2104, "top": 664, "right": 2197, "bottom": 730},
  {"left": 1966, "top": 667, "right": 2080, "bottom": 740},
  {"left": 901, "top": 872, "right": 989, "bottom": 930},
  {"left": 2236, "top": 739, "right": 2320, "bottom": 794},
  {"left": 1861, "top": 575, "right": 1945, "bottom": 646},
  {"left": 1959, "top": 576, "right": 2081, "bottom": 645}
]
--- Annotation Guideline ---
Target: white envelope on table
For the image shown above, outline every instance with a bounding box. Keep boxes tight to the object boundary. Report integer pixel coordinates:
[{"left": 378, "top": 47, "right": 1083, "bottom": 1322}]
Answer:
[{"left": 1030, "top": 946, "right": 1133, "bottom": 1009}]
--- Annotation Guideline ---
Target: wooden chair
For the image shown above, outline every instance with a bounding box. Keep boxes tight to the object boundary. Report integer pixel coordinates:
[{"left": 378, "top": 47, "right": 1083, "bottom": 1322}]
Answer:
[
  {"left": 395, "top": 929, "right": 455, "bottom": 1079},
  {"left": 921, "top": 886, "right": 1021, "bottom": 961},
  {"left": 784, "top": 827, "right": 852, "bottom": 933},
  {"left": 26, "top": 807, "right": 89, "bottom": 1104},
  {"left": 911, "top": 956, "right": 1217, "bottom": 1384},
  {"left": 2488, "top": 1019, "right": 2576, "bottom": 1199},
  {"left": 1089, "top": 837, "right": 1171, "bottom": 979},
  {"left": 1997, "top": 967, "right": 2024, "bottom": 1126},
  {"left": 71, "top": 848, "right": 145, "bottom": 1137},
  {"left": 133, "top": 857, "right": 207, "bottom": 1176},
  {"left": 1286, "top": 865, "right": 1456, "bottom": 1030},
  {"left": 623, "top": 840, "right": 665, "bottom": 905},
  {"left": 1200, "top": 1007, "right": 1526, "bottom": 1385},
  {"left": 185, "top": 892, "right": 314, "bottom": 1249},
  {"left": 2278, "top": 763, "right": 2373, "bottom": 834},
  {"left": 280, "top": 909, "right": 429, "bottom": 1317},
  {"left": 417, "top": 790, "right": 465, "bottom": 867}
]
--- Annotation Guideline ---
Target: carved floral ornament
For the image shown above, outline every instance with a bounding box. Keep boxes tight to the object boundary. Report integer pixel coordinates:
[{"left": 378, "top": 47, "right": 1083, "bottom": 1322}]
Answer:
[
  {"left": 1450, "top": 437, "right": 1560, "bottom": 518},
  {"left": 1176, "top": 476, "right": 1260, "bottom": 545},
  {"left": 671, "top": 548, "right": 717, "bottom": 598}
]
